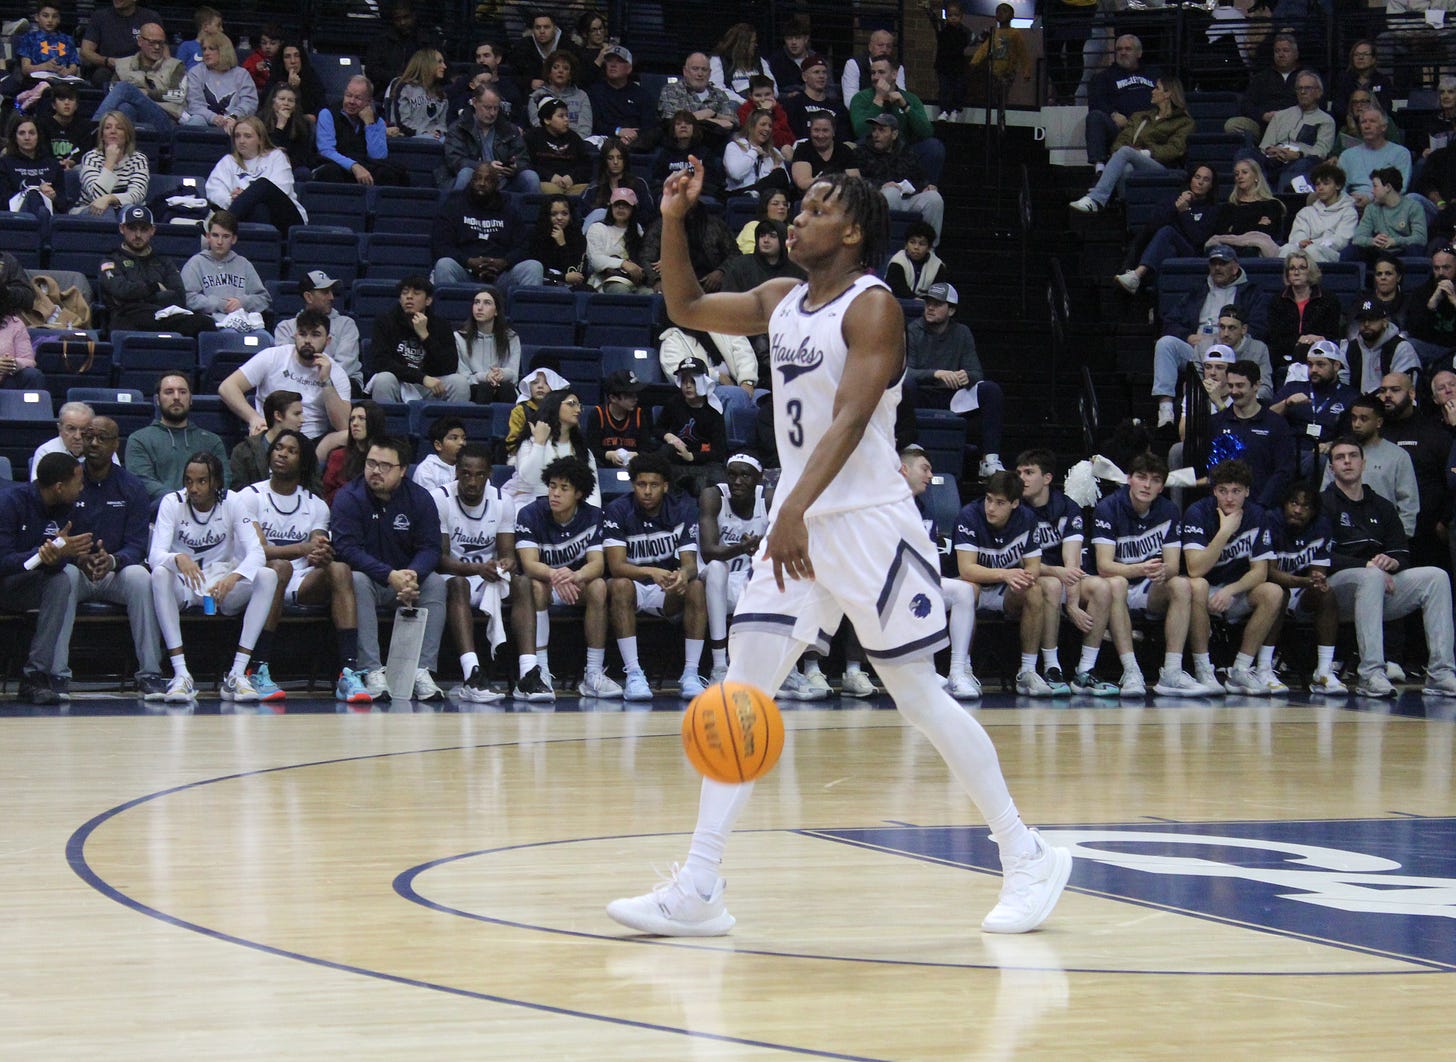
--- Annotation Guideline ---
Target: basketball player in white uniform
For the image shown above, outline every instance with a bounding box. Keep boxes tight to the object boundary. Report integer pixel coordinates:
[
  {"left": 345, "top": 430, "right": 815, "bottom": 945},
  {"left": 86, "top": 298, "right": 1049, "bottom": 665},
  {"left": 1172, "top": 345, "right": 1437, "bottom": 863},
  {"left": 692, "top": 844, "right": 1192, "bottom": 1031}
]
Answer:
[
  {"left": 234, "top": 429, "right": 371, "bottom": 704},
  {"left": 697, "top": 452, "right": 771, "bottom": 682},
  {"left": 435, "top": 442, "right": 517, "bottom": 703},
  {"left": 148, "top": 451, "right": 279, "bottom": 704},
  {"left": 608, "top": 164, "right": 1072, "bottom": 937}
]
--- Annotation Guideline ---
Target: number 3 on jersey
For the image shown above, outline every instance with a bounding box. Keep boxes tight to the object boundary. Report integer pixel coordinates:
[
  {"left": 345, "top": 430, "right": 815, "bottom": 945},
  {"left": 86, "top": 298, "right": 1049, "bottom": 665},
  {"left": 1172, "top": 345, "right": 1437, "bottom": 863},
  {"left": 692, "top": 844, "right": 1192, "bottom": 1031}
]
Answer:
[{"left": 786, "top": 398, "right": 803, "bottom": 447}]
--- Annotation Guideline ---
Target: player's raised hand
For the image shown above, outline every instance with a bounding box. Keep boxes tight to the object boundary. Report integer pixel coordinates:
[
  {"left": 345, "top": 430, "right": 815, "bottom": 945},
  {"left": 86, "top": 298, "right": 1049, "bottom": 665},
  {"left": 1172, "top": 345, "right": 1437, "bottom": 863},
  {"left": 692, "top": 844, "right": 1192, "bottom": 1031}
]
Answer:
[{"left": 660, "top": 155, "right": 703, "bottom": 220}]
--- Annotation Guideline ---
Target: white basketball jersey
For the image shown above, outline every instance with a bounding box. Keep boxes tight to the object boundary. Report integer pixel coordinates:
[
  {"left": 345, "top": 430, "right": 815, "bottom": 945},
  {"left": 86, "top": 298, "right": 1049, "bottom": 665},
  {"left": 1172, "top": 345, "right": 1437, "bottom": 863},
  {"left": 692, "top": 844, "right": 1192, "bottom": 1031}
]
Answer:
[
  {"left": 149, "top": 490, "right": 259, "bottom": 570},
  {"left": 768, "top": 274, "right": 911, "bottom": 518},
  {"left": 713, "top": 482, "right": 769, "bottom": 572},
  {"left": 236, "top": 481, "right": 332, "bottom": 574},
  {"left": 434, "top": 481, "right": 513, "bottom": 563}
]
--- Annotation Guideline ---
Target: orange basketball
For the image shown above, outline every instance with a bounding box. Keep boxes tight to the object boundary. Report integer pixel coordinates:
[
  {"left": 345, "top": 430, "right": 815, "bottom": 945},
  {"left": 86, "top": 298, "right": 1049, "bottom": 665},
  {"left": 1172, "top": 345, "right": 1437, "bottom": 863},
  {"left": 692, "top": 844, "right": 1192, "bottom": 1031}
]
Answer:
[{"left": 682, "top": 681, "right": 785, "bottom": 783}]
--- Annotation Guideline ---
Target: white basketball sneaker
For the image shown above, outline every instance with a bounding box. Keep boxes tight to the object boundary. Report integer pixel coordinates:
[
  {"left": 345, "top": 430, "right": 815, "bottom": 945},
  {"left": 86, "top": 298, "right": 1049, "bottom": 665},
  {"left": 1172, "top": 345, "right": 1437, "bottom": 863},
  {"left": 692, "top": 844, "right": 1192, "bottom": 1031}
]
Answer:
[
  {"left": 981, "top": 830, "right": 1073, "bottom": 934},
  {"left": 607, "top": 864, "right": 736, "bottom": 937}
]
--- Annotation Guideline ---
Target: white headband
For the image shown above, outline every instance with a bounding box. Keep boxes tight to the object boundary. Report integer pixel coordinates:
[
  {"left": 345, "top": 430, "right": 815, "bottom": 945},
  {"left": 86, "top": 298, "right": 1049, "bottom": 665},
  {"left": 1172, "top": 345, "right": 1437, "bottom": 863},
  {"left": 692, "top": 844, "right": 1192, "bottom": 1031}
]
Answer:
[{"left": 727, "top": 452, "right": 762, "bottom": 473}]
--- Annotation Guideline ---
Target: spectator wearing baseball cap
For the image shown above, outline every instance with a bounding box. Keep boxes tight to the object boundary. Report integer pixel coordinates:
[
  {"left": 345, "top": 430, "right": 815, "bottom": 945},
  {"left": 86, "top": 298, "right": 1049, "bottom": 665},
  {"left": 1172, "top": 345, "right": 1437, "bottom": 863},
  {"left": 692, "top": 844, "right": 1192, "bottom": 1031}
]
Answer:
[
  {"left": 1348, "top": 296, "right": 1422, "bottom": 394},
  {"left": 906, "top": 280, "right": 1008, "bottom": 478},
  {"left": 1270, "top": 338, "right": 1359, "bottom": 459},
  {"left": 274, "top": 269, "right": 363, "bottom": 392},
  {"left": 98, "top": 204, "right": 217, "bottom": 337},
  {"left": 585, "top": 187, "right": 651, "bottom": 292},
  {"left": 587, "top": 41, "right": 661, "bottom": 153},
  {"left": 781, "top": 51, "right": 847, "bottom": 142},
  {"left": 658, "top": 356, "right": 730, "bottom": 494},
  {"left": 1152, "top": 248, "right": 1272, "bottom": 428}
]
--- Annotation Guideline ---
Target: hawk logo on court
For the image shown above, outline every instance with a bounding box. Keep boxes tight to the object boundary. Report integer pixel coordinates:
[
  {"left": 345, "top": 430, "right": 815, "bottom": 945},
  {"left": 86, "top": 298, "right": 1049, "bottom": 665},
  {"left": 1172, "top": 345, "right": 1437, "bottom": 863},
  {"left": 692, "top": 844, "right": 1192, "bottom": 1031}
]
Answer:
[
  {"left": 809, "top": 818, "right": 1456, "bottom": 969},
  {"left": 909, "top": 593, "right": 932, "bottom": 618}
]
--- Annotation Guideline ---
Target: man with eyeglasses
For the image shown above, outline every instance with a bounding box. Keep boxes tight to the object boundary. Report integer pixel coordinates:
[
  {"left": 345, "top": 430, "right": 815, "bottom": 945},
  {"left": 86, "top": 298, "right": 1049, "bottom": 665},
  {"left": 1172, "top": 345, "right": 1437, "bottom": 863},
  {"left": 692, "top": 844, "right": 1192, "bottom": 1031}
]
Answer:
[
  {"left": 67, "top": 415, "right": 166, "bottom": 698},
  {"left": 331, "top": 436, "right": 449, "bottom": 701},
  {"left": 1252, "top": 70, "right": 1334, "bottom": 192},
  {"left": 443, "top": 83, "right": 539, "bottom": 195},
  {"left": 94, "top": 22, "right": 184, "bottom": 131},
  {"left": 29, "top": 400, "right": 117, "bottom": 480},
  {"left": 80, "top": 0, "right": 163, "bottom": 88}
]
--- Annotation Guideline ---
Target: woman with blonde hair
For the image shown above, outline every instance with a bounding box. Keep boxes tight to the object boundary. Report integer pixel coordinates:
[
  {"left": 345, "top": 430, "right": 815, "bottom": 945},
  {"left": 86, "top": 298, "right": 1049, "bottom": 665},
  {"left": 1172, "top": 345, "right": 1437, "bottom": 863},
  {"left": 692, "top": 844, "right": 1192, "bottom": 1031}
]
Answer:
[
  {"left": 1070, "top": 76, "right": 1193, "bottom": 213},
  {"left": 1206, "top": 156, "right": 1285, "bottom": 259},
  {"left": 204, "top": 115, "right": 307, "bottom": 233},
  {"left": 710, "top": 22, "right": 775, "bottom": 104},
  {"left": 723, "top": 109, "right": 791, "bottom": 197},
  {"left": 70, "top": 110, "right": 148, "bottom": 219},
  {"left": 183, "top": 31, "right": 258, "bottom": 130},
  {"left": 1267, "top": 251, "right": 1343, "bottom": 366},
  {"left": 389, "top": 48, "right": 450, "bottom": 140}
]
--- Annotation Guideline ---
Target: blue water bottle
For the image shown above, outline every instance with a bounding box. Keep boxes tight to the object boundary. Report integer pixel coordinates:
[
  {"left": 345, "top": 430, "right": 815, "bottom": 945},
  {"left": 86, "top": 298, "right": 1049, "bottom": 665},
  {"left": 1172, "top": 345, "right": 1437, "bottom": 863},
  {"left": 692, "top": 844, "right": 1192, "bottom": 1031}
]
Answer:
[{"left": 202, "top": 593, "right": 216, "bottom": 615}]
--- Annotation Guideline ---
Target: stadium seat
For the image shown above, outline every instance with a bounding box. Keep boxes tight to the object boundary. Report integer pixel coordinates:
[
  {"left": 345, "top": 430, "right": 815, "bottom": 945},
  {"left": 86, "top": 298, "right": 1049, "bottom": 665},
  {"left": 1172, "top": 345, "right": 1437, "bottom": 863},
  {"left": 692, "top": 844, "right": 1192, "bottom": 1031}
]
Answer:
[
  {"left": 924, "top": 474, "right": 962, "bottom": 539},
  {"left": 387, "top": 138, "right": 444, "bottom": 187},
  {"left": 67, "top": 387, "right": 145, "bottom": 404},
  {"left": 310, "top": 52, "right": 363, "bottom": 102},
  {"left": 198, "top": 330, "right": 270, "bottom": 370},
  {"left": 87, "top": 399, "right": 152, "bottom": 438},
  {"left": 361, "top": 232, "right": 433, "bottom": 281},
  {"left": 299, "top": 183, "right": 369, "bottom": 231},
  {"left": 600, "top": 464, "right": 633, "bottom": 496},
  {"left": 431, "top": 284, "right": 478, "bottom": 326},
  {"left": 408, "top": 401, "right": 497, "bottom": 441},
  {"left": 111, "top": 330, "right": 199, "bottom": 391},
  {"left": 1124, "top": 172, "right": 1188, "bottom": 233},
  {"left": 725, "top": 401, "right": 757, "bottom": 451},
  {"left": 349, "top": 279, "right": 400, "bottom": 323},
  {"left": 914, "top": 410, "right": 967, "bottom": 475},
  {"left": 33, "top": 334, "right": 113, "bottom": 398},
  {"left": 265, "top": 280, "right": 305, "bottom": 319},
  {"left": 516, "top": 319, "right": 579, "bottom": 346},
  {"left": 170, "top": 127, "right": 231, "bottom": 179},
  {"left": 0, "top": 213, "right": 44, "bottom": 268},
  {"left": 49, "top": 215, "right": 117, "bottom": 276},
  {"left": 235, "top": 222, "right": 283, "bottom": 281},
  {"left": 369, "top": 186, "right": 443, "bottom": 234},
  {"left": 287, "top": 226, "right": 362, "bottom": 282},
  {"left": 580, "top": 291, "right": 658, "bottom": 348},
  {"left": 150, "top": 222, "right": 205, "bottom": 262},
  {"left": 522, "top": 344, "right": 601, "bottom": 383},
  {"left": 509, "top": 285, "right": 577, "bottom": 326},
  {"left": 599, "top": 345, "right": 664, "bottom": 384},
  {"left": 0, "top": 389, "right": 54, "bottom": 420}
]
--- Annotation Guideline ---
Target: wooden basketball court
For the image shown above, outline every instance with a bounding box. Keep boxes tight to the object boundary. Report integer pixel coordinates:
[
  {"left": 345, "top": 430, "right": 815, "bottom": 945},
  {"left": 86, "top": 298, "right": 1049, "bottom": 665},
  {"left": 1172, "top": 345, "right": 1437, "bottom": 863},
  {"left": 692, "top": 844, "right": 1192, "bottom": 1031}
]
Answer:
[{"left": 7, "top": 695, "right": 1454, "bottom": 1057}]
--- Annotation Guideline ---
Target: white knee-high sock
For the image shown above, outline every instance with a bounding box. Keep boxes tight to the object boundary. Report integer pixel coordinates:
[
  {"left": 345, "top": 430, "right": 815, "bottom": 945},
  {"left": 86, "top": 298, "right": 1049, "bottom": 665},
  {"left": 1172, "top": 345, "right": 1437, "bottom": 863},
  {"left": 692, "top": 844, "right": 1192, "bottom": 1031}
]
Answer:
[
  {"left": 682, "top": 631, "right": 810, "bottom": 890},
  {"left": 876, "top": 658, "right": 1036, "bottom": 860}
]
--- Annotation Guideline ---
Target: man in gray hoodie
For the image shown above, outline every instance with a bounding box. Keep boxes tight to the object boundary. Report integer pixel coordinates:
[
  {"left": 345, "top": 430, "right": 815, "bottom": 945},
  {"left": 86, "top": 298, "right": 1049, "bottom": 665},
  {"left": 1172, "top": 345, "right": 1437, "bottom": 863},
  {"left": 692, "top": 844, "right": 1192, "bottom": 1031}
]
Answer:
[
  {"left": 180, "top": 210, "right": 270, "bottom": 333},
  {"left": 123, "top": 370, "right": 230, "bottom": 504}
]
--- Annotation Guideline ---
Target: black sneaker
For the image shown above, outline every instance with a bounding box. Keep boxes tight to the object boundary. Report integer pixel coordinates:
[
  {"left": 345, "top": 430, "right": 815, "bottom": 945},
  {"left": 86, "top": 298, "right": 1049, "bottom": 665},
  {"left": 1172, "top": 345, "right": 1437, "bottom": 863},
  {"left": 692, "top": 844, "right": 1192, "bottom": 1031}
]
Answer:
[
  {"left": 137, "top": 673, "right": 168, "bottom": 700},
  {"left": 18, "top": 672, "right": 59, "bottom": 706},
  {"left": 513, "top": 665, "right": 555, "bottom": 702},
  {"left": 459, "top": 664, "right": 504, "bottom": 704}
]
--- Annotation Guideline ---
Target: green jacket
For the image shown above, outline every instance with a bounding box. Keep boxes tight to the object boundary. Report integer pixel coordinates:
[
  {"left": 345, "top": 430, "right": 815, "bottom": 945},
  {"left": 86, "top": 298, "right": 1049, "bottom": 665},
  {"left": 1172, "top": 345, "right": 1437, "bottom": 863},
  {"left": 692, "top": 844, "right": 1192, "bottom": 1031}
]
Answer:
[{"left": 1111, "top": 108, "right": 1195, "bottom": 166}]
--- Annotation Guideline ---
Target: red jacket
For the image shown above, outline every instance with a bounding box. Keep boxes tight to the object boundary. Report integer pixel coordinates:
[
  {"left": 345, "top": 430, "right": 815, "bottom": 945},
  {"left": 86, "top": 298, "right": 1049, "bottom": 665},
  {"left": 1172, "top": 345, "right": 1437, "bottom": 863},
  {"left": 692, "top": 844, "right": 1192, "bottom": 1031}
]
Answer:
[{"left": 735, "top": 100, "right": 795, "bottom": 150}]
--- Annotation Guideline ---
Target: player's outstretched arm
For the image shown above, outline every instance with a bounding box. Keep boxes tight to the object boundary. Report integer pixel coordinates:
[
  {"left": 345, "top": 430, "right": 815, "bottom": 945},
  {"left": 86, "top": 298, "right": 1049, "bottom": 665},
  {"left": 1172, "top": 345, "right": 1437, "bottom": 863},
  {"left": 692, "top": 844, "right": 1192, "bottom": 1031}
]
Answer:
[{"left": 658, "top": 156, "right": 797, "bottom": 336}]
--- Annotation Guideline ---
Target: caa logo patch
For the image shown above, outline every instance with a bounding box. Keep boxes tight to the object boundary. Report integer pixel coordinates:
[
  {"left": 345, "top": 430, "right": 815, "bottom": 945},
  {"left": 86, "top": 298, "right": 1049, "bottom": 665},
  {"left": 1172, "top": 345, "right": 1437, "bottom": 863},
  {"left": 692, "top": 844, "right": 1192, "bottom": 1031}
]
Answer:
[
  {"left": 909, "top": 593, "right": 932, "bottom": 619},
  {"left": 812, "top": 818, "right": 1456, "bottom": 970}
]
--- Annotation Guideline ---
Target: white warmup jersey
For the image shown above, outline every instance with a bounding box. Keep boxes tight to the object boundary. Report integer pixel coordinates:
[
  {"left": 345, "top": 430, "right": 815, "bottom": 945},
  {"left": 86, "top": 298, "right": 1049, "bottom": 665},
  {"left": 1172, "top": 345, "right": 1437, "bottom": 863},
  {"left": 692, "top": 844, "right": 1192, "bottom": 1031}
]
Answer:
[
  {"left": 148, "top": 490, "right": 265, "bottom": 582},
  {"left": 767, "top": 273, "right": 911, "bottom": 518},
  {"left": 433, "top": 481, "right": 514, "bottom": 564},
  {"left": 713, "top": 482, "right": 769, "bottom": 573},
  {"left": 235, "top": 481, "right": 332, "bottom": 575}
]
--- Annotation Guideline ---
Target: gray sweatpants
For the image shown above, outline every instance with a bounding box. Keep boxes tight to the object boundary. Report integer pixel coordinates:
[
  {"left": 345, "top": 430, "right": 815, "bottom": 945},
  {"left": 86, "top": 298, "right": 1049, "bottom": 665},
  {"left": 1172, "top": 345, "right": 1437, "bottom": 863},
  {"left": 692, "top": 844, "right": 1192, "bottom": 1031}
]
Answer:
[
  {"left": 352, "top": 571, "right": 448, "bottom": 671},
  {"left": 1329, "top": 565, "right": 1455, "bottom": 683},
  {"left": 68, "top": 564, "right": 163, "bottom": 676},
  {"left": 0, "top": 569, "right": 77, "bottom": 678}
]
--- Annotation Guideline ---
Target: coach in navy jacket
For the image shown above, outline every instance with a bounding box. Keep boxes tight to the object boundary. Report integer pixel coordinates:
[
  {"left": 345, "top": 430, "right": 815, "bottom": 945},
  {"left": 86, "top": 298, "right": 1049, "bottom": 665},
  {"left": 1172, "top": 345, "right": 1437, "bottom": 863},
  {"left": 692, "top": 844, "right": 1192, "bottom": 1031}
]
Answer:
[
  {"left": 0, "top": 453, "right": 87, "bottom": 702},
  {"left": 330, "top": 437, "right": 448, "bottom": 689},
  {"left": 66, "top": 415, "right": 164, "bottom": 686}
]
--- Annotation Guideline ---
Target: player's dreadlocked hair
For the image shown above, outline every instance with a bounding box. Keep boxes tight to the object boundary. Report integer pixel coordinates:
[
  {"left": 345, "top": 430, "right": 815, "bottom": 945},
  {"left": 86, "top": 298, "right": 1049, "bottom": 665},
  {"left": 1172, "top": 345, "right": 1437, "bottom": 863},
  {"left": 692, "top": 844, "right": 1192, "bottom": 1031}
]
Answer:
[{"left": 812, "top": 172, "right": 889, "bottom": 271}]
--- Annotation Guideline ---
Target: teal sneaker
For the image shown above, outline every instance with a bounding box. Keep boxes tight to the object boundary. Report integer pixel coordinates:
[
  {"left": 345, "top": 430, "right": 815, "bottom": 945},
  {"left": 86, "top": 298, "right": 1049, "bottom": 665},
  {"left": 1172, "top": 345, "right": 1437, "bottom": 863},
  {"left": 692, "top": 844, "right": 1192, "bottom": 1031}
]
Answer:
[
  {"left": 248, "top": 662, "right": 285, "bottom": 702},
  {"left": 335, "top": 667, "right": 373, "bottom": 704}
]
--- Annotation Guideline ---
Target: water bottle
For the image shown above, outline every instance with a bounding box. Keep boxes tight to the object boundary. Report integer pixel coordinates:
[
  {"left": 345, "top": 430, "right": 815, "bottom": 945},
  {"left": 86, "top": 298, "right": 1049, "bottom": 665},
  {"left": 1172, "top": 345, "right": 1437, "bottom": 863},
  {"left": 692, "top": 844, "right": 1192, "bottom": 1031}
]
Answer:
[{"left": 202, "top": 593, "right": 216, "bottom": 615}]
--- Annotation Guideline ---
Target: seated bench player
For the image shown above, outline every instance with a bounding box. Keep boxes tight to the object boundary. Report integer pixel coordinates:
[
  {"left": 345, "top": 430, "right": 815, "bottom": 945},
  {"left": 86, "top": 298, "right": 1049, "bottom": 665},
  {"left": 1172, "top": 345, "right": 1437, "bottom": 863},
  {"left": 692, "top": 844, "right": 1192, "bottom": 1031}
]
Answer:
[
  {"left": 434, "top": 443, "right": 516, "bottom": 703},
  {"left": 148, "top": 451, "right": 279, "bottom": 704},
  {"left": 510, "top": 456, "right": 617, "bottom": 701},
  {"left": 235, "top": 429, "right": 370, "bottom": 704},
  {"left": 1180, "top": 459, "right": 1283, "bottom": 696},
  {"left": 1262, "top": 481, "right": 1345, "bottom": 694},
  {"left": 953, "top": 469, "right": 1064, "bottom": 696},
  {"left": 604, "top": 452, "right": 707, "bottom": 701},
  {"left": 1016, "top": 448, "right": 1118, "bottom": 696},
  {"left": 900, "top": 445, "right": 980, "bottom": 699},
  {"left": 696, "top": 452, "right": 770, "bottom": 684},
  {"left": 1087, "top": 452, "right": 1204, "bottom": 697}
]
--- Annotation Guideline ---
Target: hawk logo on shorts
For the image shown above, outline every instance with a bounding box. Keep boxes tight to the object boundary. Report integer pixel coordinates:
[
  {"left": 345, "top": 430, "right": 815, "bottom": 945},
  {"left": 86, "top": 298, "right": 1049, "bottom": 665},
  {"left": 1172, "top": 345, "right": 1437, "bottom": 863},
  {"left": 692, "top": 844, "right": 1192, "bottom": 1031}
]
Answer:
[{"left": 909, "top": 593, "right": 932, "bottom": 619}]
